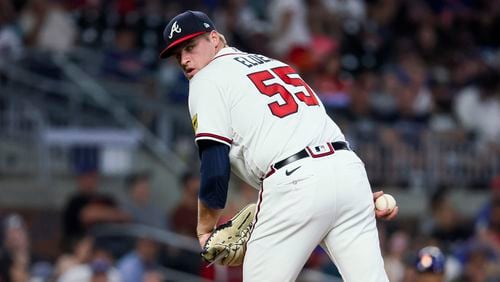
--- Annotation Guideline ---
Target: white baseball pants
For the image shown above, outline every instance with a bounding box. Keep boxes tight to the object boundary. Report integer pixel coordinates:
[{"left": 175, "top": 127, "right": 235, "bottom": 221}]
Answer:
[{"left": 243, "top": 150, "right": 388, "bottom": 282}]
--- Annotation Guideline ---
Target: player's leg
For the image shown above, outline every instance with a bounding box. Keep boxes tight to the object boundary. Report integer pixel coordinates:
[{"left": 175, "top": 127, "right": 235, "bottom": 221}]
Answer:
[
  {"left": 243, "top": 221, "right": 321, "bottom": 282},
  {"left": 242, "top": 158, "right": 332, "bottom": 282},
  {"left": 320, "top": 151, "right": 388, "bottom": 282}
]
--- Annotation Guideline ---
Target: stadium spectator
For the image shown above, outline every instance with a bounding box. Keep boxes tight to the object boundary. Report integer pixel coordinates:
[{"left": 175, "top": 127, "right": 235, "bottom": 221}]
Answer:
[
  {"left": 136, "top": 0, "right": 165, "bottom": 52},
  {"left": 312, "top": 53, "right": 351, "bottom": 112},
  {"left": 394, "top": 52, "right": 433, "bottom": 124},
  {"left": 61, "top": 169, "right": 131, "bottom": 252},
  {"left": 476, "top": 176, "right": 500, "bottom": 233},
  {"left": 58, "top": 242, "right": 121, "bottom": 282},
  {"left": 306, "top": 11, "right": 340, "bottom": 81},
  {"left": 412, "top": 246, "right": 446, "bottom": 282},
  {"left": 54, "top": 235, "right": 94, "bottom": 279},
  {"left": 0, "top": 0, "right": 23, "bottom": 68},
  {"left": 19, "top": 0, "right": 76, "bottom": 53},
  {"left": 477, "top": 198, "right": 500, "bottom": 258},
  {"left": 347, "top": 71, "right": 378, "bottom": 121},
  {"left": 164, "top": 172, "right": 202, "bottom": 276},
  {"left": 455, "top": 241, "right": 500, "bottom": 282},
  {"left": 427, "top": 71, "right": 457, "bottom": 133},
  {"left": 120, "top": 172, "right": 167, "bottom": 230},
  {"left": 0, "top": 214, "right": 31, "bottom": 281},
  {"left": 267, "top": 0, "right": 312, "bottom": 62},
  {"left": 370, "top": 69, "right": 401, "bottom": 123},
  {"left": 384, "top": 231, "right": 410, "bottom": 282},
  {"left": 454, "top": 70, "right": 500, "bottom": 148},
  {"left": 0, "top": 213, "right": 54, "bottom": 282},
  {"left": 101, "top": 26, "right": 147, "bottom": 82},
  {"left": 424, "top": 189, "right": 474, "bottom": 252},
  {"left": 170, "top": 172, "right": 200, "bottom": 238},
  {"left": 212, "top": 0, "right": 268, "bottom": 53},
  {"left": 324, "top": 0, "right": 366, "bottom": 22},
  {"left": 117, "top": 236, "right": 163, "bottom": 282}
]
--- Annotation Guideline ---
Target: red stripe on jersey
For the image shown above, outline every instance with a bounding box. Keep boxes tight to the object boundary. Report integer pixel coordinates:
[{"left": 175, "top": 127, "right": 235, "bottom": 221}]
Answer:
[
  {"left": 262, "top": 166, "right": 276, "bottom": 179},
  {"left": 195, "top": 133, "right": 232, "bottom": 145},
  {"left": 246, "top": 183, "right": 264, "bottom": 249}
]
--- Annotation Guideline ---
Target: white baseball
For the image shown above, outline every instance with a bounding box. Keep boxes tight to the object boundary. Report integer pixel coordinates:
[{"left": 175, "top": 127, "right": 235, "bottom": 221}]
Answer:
[{"left": 375, "top": 194, "right": 396, "bottom": 212}]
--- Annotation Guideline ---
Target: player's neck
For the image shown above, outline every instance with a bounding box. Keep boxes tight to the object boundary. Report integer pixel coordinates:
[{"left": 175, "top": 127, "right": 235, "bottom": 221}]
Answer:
[{"left": 214, "top": 44, "right": 225, "bottom": 55}]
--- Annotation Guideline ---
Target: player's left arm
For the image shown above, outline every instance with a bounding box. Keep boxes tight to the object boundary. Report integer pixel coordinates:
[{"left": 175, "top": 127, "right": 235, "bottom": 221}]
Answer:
[
  {"left": 197, "top": 200, "right": 221, "bottom": 247},
  {"left": 373, "top": 191, "right": 399, "bottom": 220},
  {"left": 196, "top": 140, "right": 231, "bottom": 247}
]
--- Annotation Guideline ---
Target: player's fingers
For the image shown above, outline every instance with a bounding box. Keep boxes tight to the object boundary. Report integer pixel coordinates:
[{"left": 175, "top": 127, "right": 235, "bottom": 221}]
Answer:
[
  {"left": 386, "top": 206, "right": 399, "bottom": 220},
  {"left": 374, "top": 208, "right": 389, "bottom": 218},
  {"left": 374, "top": 206, "right": 399, "bottom": 221},
  {"left": 199, "top": 233, "right": 212, "bottom": 248},
  {"left": 373, "top": 190, "right": 384, "bottom": 200}
]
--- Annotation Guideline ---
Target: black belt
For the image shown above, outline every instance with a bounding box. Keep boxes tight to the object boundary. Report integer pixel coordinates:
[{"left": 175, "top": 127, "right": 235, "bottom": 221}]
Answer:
[{"left": 274, "top": 141, "right": 350, "bottom": 170}]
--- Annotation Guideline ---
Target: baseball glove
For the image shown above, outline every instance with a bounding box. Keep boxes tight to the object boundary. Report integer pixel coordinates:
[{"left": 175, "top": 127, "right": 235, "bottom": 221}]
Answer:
[{"left": 201, "top": 203, "right": 257, "bottom": 266}]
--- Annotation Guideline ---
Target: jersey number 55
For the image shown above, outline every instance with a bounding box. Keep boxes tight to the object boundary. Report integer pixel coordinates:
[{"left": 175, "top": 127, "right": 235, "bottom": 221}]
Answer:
[{"left": 247, "top": 66, "right": 319, "bottom": 118}]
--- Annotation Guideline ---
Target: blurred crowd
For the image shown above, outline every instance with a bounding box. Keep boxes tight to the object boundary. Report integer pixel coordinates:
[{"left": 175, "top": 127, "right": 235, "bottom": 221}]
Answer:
[
  {"left": 1, "top": 170, "right": 500, "bottom": 281},
  {"left": 1, "top": 0, "right": 500, "bottom": 189},
  {"left": 0, "top": 167, "right": 262, "bottom": 281},
  {"left": 1, "top": 0, "right": 500, "bottom": 281}
]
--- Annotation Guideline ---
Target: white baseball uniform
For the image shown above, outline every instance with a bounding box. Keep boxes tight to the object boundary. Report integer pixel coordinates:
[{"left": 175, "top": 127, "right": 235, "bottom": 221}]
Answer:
[{"left": 189, "top": 47, "right": 388, "bottom": 282}]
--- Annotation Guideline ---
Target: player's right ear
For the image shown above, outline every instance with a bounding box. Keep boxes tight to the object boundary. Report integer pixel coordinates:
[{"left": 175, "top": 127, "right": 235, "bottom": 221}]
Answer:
[{"left": 209, "top": 31, "right": 221, "bottom": 48}]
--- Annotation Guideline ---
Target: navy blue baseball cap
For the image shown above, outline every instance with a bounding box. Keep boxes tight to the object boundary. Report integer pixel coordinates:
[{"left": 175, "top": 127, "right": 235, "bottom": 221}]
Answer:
[{"left": 159, "top": 10, "right": 216, "bottom": 59}]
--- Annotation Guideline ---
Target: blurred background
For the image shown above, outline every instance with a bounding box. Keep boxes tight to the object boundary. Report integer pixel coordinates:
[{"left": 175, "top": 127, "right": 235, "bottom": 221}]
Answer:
[{"left": 0, "top": 0, "right": 499, "bottom": 281}]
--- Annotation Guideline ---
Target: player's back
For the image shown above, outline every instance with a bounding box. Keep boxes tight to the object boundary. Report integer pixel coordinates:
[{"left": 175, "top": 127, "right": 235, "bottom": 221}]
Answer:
[{"left": 189, "top": 48, "right": 345, "bottom": 185}]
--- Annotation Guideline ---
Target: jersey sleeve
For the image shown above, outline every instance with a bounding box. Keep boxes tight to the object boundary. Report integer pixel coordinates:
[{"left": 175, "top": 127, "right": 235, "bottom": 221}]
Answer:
[{"left": 188, "top": 75, "right": 232, "bottom": 147}]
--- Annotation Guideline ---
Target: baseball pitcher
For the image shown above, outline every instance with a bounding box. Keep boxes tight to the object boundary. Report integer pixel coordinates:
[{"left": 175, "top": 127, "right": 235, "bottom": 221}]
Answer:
[{"left": 159, "top": 10, "right": 397, "bottom": 281}]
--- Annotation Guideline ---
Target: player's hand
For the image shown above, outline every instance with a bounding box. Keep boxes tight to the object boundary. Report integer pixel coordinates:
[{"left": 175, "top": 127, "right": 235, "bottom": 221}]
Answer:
[
  {"left": 198, "top": 232, "right": 212, "bottom": 248},
  {"left": 373, "top": 191, "right": 398, "bottom": 220}
]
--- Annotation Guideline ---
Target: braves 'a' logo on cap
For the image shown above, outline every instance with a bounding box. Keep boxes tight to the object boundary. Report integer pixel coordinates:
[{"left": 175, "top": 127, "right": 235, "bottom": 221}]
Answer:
[{"left": 168, "top": 21, "right": 182, "bottom": 39}]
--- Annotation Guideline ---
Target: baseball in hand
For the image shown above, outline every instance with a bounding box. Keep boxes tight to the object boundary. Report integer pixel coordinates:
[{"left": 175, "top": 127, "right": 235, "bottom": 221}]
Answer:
[{"left": 375, "top": 194, "right": 396, "bottom": 212}]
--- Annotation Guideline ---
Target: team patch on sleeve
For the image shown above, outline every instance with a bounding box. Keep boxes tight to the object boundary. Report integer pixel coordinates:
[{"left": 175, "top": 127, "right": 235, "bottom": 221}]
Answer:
[{"left": 192, "top": 114, "right": 198, "bottom": 133}]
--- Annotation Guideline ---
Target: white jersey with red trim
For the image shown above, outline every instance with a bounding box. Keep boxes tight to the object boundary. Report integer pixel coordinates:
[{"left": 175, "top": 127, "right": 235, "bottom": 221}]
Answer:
[{"left": 188, "top": 47, "right": 345, "bottom": 188}]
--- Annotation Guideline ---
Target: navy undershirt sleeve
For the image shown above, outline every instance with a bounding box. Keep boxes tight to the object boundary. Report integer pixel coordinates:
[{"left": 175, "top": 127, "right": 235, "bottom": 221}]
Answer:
[{"left": 198, "top": 141, "right": 230, "bottom": 209}]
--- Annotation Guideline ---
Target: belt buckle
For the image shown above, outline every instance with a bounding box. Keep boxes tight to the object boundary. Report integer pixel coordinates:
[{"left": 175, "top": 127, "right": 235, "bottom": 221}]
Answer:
[{"left": 305, "top": 143, "right": 335, "bottom": 158}]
